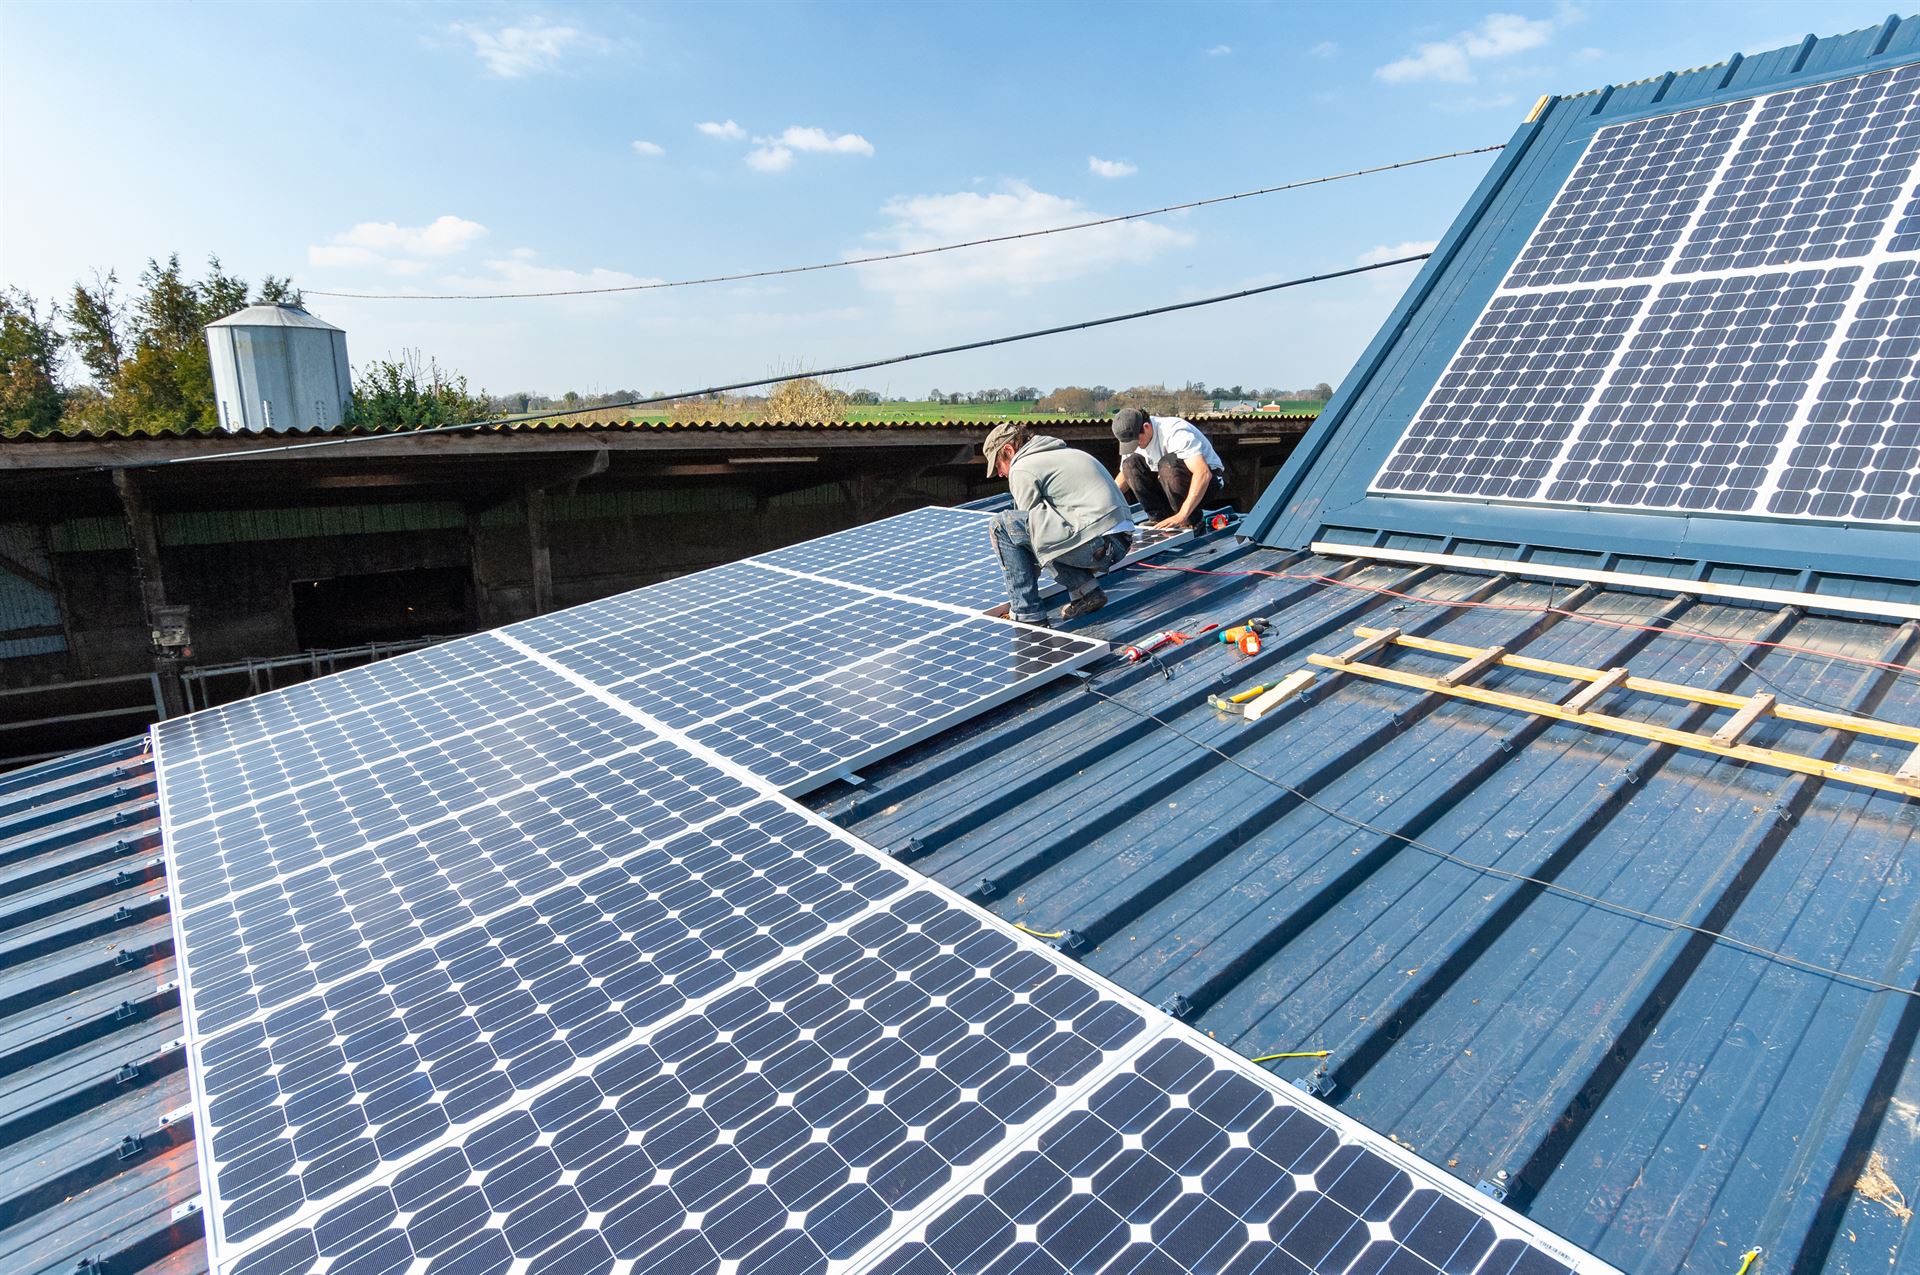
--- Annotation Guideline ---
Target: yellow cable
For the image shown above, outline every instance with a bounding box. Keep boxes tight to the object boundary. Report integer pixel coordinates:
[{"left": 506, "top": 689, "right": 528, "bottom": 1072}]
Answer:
[
  {"left": 1735, "top": 1248, "right": 1762, "bottom": 1275},
  {"left": 1249, "top": 1050, "right": 1331, "bottom": 1063},
  {"left": 1013, "top": 921, "right": 1067, "bottom": 939}
]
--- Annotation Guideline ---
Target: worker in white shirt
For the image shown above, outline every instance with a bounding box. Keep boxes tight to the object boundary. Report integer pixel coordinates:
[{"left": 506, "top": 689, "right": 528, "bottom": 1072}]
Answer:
[{"left": 1110, "top": 408, "right": 1227, "bottom": 530}]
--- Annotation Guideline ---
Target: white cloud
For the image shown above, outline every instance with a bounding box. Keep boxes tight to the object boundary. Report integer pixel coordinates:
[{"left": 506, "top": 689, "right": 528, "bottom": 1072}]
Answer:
[
  {"left": 1309, "top": 40, "right": 1338, "bottom": 58},
  {"left": 850, "top": 182, "right": 1188, "bottom": 296},
  {"left": 746, "top": 145, "right": 793, "bottom": 172},
  {"left": 309, "top": 215, "right": 488, "bottom": 275},
  {"left": 453, "top": 18, "right": 591, "bottom": 78},
  {"left": 744, "top": 126, "right": 873, "bottom": 173},
  {"left": 630, "top": 139, "right": 665, "bottom": 157},
  {"left": 697, "top": 119, "right": 745, "bottom": 140},
  {"left": 1573, "top": 45, "right": 1605, "bottom": 61},
  {"left": 1088, "top": 156, "right": 1137, "bottom": 179},
  {"left": 1359, "top": 240, "right": 1438, "bottom": 266},
  {"left": 1376, "top": 13, "right": 1554, "bottom": 84},
  {"left": 1207, "top": 44, "right": 1232, "bottom": 56},
  {"left": 770, "top": 125, "right": 873, "bottom": 156}
]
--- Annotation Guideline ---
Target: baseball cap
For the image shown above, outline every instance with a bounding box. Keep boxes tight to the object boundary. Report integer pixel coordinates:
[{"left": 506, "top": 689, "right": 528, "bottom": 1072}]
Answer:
[
  {"left": 1111, "top": 408, "right": 1147, "bottom": 457},
  {"left": 982, "top": 421, "right": 1021, "bottom": 472}
]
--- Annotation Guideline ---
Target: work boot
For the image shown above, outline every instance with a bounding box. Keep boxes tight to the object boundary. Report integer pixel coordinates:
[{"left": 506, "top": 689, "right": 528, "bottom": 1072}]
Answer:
[{"left": 1054, "top": 588, "right": 1107, "bottom": 622}]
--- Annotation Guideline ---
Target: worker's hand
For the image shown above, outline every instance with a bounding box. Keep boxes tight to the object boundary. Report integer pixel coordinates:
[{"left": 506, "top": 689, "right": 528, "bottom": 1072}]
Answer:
[{"left": 1153, "top": 514, "right": 1191, "bottom": 531}]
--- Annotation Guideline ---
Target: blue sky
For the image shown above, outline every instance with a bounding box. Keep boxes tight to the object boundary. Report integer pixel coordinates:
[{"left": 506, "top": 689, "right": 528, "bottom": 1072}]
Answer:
[{"left": 0, "top": 0, "right": 1902, "bottom": 399}]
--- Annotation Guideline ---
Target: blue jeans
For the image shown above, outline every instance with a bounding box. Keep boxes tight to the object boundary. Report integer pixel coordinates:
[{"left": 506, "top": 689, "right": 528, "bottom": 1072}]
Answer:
[{"left": 990, "top": 511, "right": 1128, "bottom": 622}]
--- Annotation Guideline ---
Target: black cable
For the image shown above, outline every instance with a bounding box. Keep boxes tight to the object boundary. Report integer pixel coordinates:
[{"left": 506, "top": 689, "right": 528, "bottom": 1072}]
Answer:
[
  {"left": 125, "top": 253, "right": 1432, "bottom": 471},
  {"left": 302, "top": 145, "right": 1502, "bottom": 301},
  {"left": 1079, "top": 680, "right": 1920, "bottom": 999}
]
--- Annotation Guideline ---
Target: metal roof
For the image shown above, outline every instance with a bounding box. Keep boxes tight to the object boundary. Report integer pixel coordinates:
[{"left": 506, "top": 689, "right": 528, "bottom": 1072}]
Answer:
[
  {"left": 6, "top": 526, "right": 1920, "bottom": 1275},
  {"left": 812, "top": 529, "right": 1920, "bottom": 1275},
  {"left": 0, "top": 411, "right": 1310, "bottom": 444},
  {"left": 202, "top": 304, "right": 342, "bottom": 333},
  {"left": 1245, "top": 13, "right": 1920, "bottom": 589},
  {"left": 0, "top": 737, "right": 203, "bottom": 1275}
]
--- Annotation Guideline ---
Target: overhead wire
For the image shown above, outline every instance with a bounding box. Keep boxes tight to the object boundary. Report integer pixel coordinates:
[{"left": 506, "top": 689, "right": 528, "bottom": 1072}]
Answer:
[
  {"left": 300, "top": 144, "right": 1503, "bottom": 301},
  {"left": 1076, "top": 680, "right": 1920, "bottom": 1001},
  {"left": 121, "top": 253, "right": 1433, "bottom": 471}
]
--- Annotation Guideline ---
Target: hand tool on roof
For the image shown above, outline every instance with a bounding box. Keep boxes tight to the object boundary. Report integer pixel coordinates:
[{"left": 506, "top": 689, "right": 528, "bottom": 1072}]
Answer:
[
  {"left": 1217, "top": 618, "right": 1270, "bottom": 644},
  {"left": 1121, "top": 623, "right": 1219, "bottom": 663},
  {"left": 1207, "top": 683, "right": 1272, "bottom": 714}
]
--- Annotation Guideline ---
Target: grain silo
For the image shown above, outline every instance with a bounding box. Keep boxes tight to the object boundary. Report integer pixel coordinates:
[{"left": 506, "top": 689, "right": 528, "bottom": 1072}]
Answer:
[{"left": 204, "top": 303, "right": 352, "bottom": 434}]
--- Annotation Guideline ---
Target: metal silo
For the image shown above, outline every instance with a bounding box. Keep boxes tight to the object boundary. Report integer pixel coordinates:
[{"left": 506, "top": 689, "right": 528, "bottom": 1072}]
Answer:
[{"left": 204, "top": 303, "right": 352, "bottom": 434}]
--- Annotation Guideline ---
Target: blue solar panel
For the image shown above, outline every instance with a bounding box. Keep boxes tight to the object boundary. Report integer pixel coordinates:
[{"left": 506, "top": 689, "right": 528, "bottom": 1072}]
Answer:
[
  {"left": 220, "top": 890, "right": 1150, "bottom": 1275},
  {"left": 1504, "top": 101, "right": 1751, "bottom": 289},
  {"left": 1677, "top": 63, "right": 1920, "bottom": 274},
  {"left": 1373, "top": 287, "right": 1649, "bottom": 499},
  {"left": 872, "top": 1034, "right": 1595, "bottom": 1275},
  {"left": 1374, "top": 62, "right": 1920, "bottom": 528},
  {"left": 1770, "top": 257, "right": 1920, "bottom": 520},
  {"left": 162, "top": 696, "right": 909, "bottom": 1251},
  {"left": 1544, "top": 267, "right": 1857, "bottom": 511}
]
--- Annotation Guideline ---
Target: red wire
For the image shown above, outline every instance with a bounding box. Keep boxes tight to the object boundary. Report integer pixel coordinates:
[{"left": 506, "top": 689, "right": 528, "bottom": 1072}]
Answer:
[{"left": 1126, "top": 561, "right": 1920, "bottom": 679}]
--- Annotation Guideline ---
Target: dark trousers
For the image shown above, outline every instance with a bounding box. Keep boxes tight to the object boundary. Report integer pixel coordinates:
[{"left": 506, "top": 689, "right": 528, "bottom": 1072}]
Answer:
[{"left": 1122, "top": 454, "right": 1226, "bottom": 524}]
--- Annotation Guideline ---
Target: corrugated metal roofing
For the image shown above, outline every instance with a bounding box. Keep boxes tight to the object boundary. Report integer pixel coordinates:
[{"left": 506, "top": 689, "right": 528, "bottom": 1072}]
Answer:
[
  {"left": 814, "top": 530, "right": 1920, "bottom": 1275},
  {"left": 0, "top": 737, "right": 203, "bottom": 1275},
  {"left": 0, "top": 411, "right": 1310, "bottom": 443}
]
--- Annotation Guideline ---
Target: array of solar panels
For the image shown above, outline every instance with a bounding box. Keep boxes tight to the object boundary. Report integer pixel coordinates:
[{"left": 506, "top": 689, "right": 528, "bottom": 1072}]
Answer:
[
  {"left": 154, "top": 509, "right": 1610, "bottom": 1275},
  {"left": 1373, "top": 61, "right": 1920, "bottom": 526}
]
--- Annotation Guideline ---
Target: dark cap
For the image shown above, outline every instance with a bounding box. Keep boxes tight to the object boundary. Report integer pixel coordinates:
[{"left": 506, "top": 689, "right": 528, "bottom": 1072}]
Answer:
[
  {"left": 982, "top": 421, "right": 1021, "bottom": 472},
  {"left": 1111, "top": 408, "right": 1148, "bottom": 457}
]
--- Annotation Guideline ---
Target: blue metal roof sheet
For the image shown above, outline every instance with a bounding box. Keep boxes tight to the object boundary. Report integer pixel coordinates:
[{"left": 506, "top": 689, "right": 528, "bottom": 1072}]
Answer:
[
  {"left": 1245, "top": 15, "right": 1920, "bottom": 589},
  {"left": 812, "top": 529, "right": 1920, "bottom": 1275}
]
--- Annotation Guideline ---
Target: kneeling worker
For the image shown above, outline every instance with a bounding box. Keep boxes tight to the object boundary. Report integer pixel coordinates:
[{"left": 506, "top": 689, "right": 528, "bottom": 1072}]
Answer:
[
  {"left": 982, "top": 422, "right": 1134, "bottom": 624},
  {"left": 1111, "top": 407, "right": 1226, "bottom": 529}
]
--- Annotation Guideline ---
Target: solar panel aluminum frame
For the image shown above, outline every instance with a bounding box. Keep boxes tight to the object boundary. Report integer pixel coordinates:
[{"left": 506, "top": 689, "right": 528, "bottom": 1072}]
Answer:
[
  {"left": 1244, "top": 24, "right": 1920, "bottom": 590},
  {"left": 162, "top": 638, "right": 1618, "bottom": 1275}
]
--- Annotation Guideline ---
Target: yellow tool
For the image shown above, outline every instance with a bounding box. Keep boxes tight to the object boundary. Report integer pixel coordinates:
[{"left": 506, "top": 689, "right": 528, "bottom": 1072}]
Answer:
[{"left": 1208, "top": 684, "right": 1271, "bottom": 714}]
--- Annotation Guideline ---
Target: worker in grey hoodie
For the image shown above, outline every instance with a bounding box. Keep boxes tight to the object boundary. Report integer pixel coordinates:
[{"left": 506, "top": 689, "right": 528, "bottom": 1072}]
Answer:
[{"left": 981, "top": 422, "right": 1134, "bottom": 624}]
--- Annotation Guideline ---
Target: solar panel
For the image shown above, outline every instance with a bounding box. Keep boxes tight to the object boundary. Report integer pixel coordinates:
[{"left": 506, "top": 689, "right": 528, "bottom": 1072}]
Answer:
[
  {"left": 1504, "top": 101, "right": 1750, "bottom": 289},
  {"left": 1371, "top": 62, "right": 1920, "bottom": 527},
  {"left": 1373, "top": 287, "right": 1649, "bottom": 499},
  {"left": 162, "top": 696, "right": 911, "bottom": 1249},
  {"left": 871, "top": 1033, "right": 1595, "bottom": 1275},
  {"left": 1676, "top": 64, "right": 1920, "bottom": 274}
]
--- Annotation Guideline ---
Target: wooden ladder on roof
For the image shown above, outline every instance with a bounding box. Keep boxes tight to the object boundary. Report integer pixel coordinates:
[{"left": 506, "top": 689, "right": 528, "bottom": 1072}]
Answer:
[{"left": 1294, "top": 625, "right": 1920, "bottom": 801}]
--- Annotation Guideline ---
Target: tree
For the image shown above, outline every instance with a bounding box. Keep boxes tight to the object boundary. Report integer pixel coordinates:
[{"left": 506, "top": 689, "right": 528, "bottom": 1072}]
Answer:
[
  {"left": 1312, "top": 382, "right": 1333, "bottom": 401},
  {"left": 67, "top": 271, "right": 125, "bottom": 389},
  {"left": 347, "top": 350, "right": 493, "bottom": 431},
  {"left": 0, "top": 289, "right": 66, "bottom": 436},
  {"left": 255, "top": 276, "right": 302, "bottom": 306}
]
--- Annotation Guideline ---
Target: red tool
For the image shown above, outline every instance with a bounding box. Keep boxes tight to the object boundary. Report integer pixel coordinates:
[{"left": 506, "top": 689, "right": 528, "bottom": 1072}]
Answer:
[{"left": 1122, "top": 623, "right": 1219, "bottom": 663}]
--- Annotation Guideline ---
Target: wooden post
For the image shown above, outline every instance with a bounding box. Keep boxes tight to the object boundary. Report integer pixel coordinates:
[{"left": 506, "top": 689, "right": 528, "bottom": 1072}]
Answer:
[
  {"left": 465, "top": 503, "right": 493, "bottom": 630},
  {"left": 525, "top": 485, "right": 553, "bottom": 617},
  {"left": 110, "top": 470, "right": 186, "bottom": 718}
]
